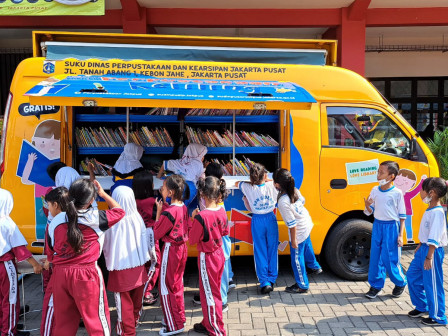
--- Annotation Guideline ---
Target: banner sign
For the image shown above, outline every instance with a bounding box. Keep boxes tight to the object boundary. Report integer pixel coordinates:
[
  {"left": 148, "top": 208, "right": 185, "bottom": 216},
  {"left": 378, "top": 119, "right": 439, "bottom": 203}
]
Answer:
[
  {"left": 25, "top": 75, "right": 317, "bottom": 103},
  {"left": 0, "top": 0, "right": 104, "bottom": 16},
  {"left": 345, "top": 159, "right": 379, "bottom": 186}
]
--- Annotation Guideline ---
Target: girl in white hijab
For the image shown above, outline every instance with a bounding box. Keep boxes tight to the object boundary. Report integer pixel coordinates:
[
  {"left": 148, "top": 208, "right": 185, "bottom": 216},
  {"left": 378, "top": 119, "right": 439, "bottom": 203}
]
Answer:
[
  {"left": 157, "top": 143, "right": 207, "bottom": 206},
  {"left": 0, "top": 188, "right": 42, "bottom": 336},
  {"left": 103, "top": 186, "right": 149, "bottom": 336},
  {"left": 111, "top": 143, "right": 144, "bottom": 195},
  {"left": 55, "top": 166, "right": 80, "bottom": 189}
]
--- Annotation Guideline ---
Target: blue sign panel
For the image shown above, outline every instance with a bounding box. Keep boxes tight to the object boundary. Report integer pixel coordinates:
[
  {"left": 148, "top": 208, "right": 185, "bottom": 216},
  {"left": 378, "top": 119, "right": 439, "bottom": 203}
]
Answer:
[{"left": 25, "top": 75, "right": 316, "bottom": 103}]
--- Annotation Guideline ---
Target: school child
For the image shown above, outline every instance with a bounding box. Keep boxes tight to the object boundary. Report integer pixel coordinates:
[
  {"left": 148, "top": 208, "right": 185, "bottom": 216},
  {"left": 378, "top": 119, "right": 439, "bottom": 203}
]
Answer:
[
  {"left": 45, "top": 179, "right": 125, "bottom": 335},
  {"left": 157, "top": 143, "right": 207, "bottom": 206},
  {"left": 154, "top": 175, "right": 190, "bottom": 336},
  {"left": 190, "top": 176, "right": 229, "bottom": 336},
  {"left": 132, "top": 170, "right": 169, "bottom": 306},
  {"left": 41, "top": 186, "right": 69, "bottom": 336},
  {"left": 193, "top": 163, "right": 232, "bottom": 311},
  {"left": 407, "top": 177, "right": 448, "bottom": 326},
  {"left": 237, "top": 163, "right": 278, "bottom": 294},
  {"left": 0, "top": 188, "right": 43, "bottom": 336},
  {"left": 103, "top": 186, "right": 149, "bottom": 336},
  {"left": 273, "top": 168, "right": 322, "bottom": 294},
  {"left": 363, "top": 161, "right": 407, "bottom": 299},
  {"left": 110, "top": 143, "right": 145, "bottom": 195}
]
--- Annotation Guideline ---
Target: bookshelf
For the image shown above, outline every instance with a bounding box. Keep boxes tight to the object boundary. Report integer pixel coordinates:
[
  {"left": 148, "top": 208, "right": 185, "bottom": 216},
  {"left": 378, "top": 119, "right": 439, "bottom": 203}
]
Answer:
[{"left": 73, "top": 107, "right": 281, "bottom": 176}]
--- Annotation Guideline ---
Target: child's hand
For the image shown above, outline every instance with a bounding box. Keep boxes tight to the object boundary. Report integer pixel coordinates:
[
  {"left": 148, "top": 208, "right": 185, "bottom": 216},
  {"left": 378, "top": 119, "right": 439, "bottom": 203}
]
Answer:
[
  {"left": 424, "top": 257, "right": 433, "bottom": 270},
  {"left": 291, "top": 237, "right": 298, "bottom": 249},
  {"left": 87, "top": 161, "right": 95, "bottom": 174},
  {"left": 192, "top": 207, "right": 200, "bottom": 218},
  {"left": 43, "top": 258, "right": 51, "bottom": 271},
  {"left": 155, "top": 198, "right": 164, "bottom": 215},
  {"left": 414, "top": 243, "right": 421, "bottom": 254},
  {"left": 33, "top": 263, "right": 43, "bottom": 275},
  {"left": 397, "top": 235, "right": 403, "bottom": 247},
  {"left": 93, "top": 180, "right": 106, "bottom": 198},
  {"left": 364, "top": 197, "right": 373, "bottom": 209}
]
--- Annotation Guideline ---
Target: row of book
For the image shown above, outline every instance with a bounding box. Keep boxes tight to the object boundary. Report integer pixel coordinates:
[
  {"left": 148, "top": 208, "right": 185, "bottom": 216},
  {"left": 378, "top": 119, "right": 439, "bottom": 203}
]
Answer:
[
  {"left": 145, "top": 107, "right": 277, "bottom": 116},
  {"left": 75, "top": 126, "right": 174, "bottom": 148},
  {"left": 209, "top": 157, "right": 257, "bottom": 176},
  {"left": 79, "top": 158, "right": 111, "bottom": 176},
  {"left": 186, "top": 126, "right": 279, "bottom": 147}
]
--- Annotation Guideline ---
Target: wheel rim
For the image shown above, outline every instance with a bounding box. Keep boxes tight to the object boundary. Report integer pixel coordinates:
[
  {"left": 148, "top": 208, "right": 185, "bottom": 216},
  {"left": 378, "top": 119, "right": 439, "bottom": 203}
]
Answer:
[{"left": 340, "top": 232, "right": 371, "bottom": 274}]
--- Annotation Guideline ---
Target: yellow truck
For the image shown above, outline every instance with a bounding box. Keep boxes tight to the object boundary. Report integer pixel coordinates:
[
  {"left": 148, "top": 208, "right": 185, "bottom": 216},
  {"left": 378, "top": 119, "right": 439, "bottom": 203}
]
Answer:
[{"left": 1, "top": 31, "right": 437, "bottom": 280}]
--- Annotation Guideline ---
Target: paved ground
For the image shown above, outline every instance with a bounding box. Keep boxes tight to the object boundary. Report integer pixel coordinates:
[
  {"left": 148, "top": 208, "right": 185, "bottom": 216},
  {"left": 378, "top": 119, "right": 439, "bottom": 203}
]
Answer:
[{"left": 18, "top": 249, "right": 448, "bottom": 336}]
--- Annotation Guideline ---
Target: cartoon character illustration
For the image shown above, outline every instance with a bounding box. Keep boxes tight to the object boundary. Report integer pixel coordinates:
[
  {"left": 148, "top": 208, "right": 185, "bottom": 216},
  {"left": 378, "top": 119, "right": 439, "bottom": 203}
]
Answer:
[
  {"left": 16, "top": 119, "right": 61, "bottom": 242},
  {"left": 394, "top": 169, "right": 426, "bottom": 243}
]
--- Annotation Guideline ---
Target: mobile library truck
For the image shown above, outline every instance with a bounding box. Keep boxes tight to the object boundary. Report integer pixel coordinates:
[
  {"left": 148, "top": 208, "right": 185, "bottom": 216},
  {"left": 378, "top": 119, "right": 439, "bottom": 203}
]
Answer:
[{"left": 1, "top": 31, "right": 437, "bottom": 280}]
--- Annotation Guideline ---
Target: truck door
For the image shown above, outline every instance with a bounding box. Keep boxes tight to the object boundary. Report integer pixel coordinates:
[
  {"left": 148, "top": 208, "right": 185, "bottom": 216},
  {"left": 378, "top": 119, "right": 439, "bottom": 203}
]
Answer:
[{"left": 319, "top": 104, "right": 430, "bottom": 279}]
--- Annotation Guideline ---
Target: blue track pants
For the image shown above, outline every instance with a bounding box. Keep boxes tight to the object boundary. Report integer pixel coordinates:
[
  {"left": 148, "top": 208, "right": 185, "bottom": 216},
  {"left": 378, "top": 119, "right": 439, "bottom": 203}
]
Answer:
[
  {"left": 251, "top": 212, "right": 279, "bottom": 288},
  {"left": 408, "top": 244, "right": 447, "bottom": 324},
  {"left": 290, "top": 236, "right": 321, "bottom": 289},
  {"left": 368, "top": 219, "right": 407, "bottom": 289}
]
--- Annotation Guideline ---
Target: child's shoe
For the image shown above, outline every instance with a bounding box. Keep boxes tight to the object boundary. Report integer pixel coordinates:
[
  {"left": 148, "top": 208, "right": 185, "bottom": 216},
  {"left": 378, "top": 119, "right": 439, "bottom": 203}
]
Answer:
[
  {"left": 228, "top": 279, "right": 236, "bottom": 290},
  {"left": 392, "top": 285, "right": 406, "bottom": 298},
  {"left": 408, "top": 309, "right": 427, "bottom": 318},
  {"left": 143, "top": 293, "right": 158, "bottom": 306},
  {"left": 261, "top": 285, "right": 273, "bottom": 294},
  {"left": 193, "top": 294, "right": 201, "bottom": 305},
  {"left": 193, "top": 323, "right": 209, "bottom": 335},
  {"left": 285, "top": 283, "right": 308, "bottom": 294},
  {"left": 16, "top": 331, "right": 30, "bottom": 336},
  {"left": 365, "top": 287, "right": 382, "bottom": 299},
  {"left": 421, "top": 317, "right": 442, "bottom": 326},
  {"left": 159, "top": 326, "right": 184, "bottom": 335},
  {"left": 307, "top": 268, "right": 323, "bottom": 275},
  {"left": 222, "top": 303, "right": 229, "bottom": 313}
]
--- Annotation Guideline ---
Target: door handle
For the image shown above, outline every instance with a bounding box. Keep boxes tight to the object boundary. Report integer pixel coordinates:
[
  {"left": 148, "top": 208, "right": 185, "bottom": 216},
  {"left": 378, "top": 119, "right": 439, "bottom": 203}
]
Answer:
[{"left": 330, "top": 179, "right": 347, "bottom": 189}]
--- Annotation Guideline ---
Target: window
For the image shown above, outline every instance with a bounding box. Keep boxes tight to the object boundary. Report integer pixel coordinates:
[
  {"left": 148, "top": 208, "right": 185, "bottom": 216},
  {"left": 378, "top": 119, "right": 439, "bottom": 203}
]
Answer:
[
  {"left": 371, "top": 80, "right": 385, "bottom": 96},
  {"left": 390, "top": 81, "right": 412, "bottom": 98},
  {"left": 417, "top": 80, "right": 438, "bottom": 97},
  {"left": 327, "top": 106, "right": 410, "bottom": 158}
]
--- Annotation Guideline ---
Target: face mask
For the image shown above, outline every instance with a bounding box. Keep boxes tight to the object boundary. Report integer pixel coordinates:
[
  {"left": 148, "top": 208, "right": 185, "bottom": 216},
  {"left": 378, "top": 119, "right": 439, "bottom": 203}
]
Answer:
[
  {"left": 423, "top": 196, "right": 432, "bottom": 204},
  {"left": 378, "top": 179, "right": 389, "bottom": 186}
]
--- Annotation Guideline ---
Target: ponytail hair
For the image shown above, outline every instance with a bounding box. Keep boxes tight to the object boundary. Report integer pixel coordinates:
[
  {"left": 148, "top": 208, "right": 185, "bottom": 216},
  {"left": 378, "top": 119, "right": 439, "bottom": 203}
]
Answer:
[
  {"left": 249, "top": 163, "right": 267, "bottom": 186},
  {"left": 67, "top": 179, "right": 97, "bottom": 254},
  {"left": 197, "top": 176, "right": 228, "bottom": 202},
  {"left": 273, "top": 168, "right": 298, "bottom": 203},
  {"left": 45, "top": 186, "right": 70, "bottom": 212},
  {"left": 165, "top": 174, "right": 189, "bottom": 202}
]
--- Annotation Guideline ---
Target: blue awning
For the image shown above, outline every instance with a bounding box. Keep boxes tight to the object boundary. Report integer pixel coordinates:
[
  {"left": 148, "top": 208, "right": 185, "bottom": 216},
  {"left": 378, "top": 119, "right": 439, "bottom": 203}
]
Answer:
[
  {"left": 45, "top": 42, "right": 327, "bottom": 66},
  {"left": 25, "top": 75, "right": 316, "bottom": 105}
]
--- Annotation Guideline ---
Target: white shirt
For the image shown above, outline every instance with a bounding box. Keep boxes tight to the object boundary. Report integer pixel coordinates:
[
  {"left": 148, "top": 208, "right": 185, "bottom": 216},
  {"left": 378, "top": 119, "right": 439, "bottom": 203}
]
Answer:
[
  {"left": 277, "top": 189, "right": 313, "bottom": 244},
  {"left": 364, "top": 186, "right": 406, "bottom": 222},
  {"left": 418, "top": 206, "right": 448, "bottom": 247},
  {"left": 238, "top": 181, "right": 278, "bottom": 214}
]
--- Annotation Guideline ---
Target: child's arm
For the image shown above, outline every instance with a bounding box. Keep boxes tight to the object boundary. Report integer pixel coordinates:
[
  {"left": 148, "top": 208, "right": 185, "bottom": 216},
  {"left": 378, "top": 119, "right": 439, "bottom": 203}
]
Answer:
[
  {"left": 87, "top": 161, "right": 96, "bottom": 181},
  {"left": 289, "top": 226, "right": 298, "bottom": 249},
  {"left": 363, "top": 194, "right": 374, "bottom": 216},
  {"left": 157, "top": 164, "right": 165, "bottom": 179},
  {"left": 397, "top": 218, "right": 405, "bottom": 247},
  {"left": 94, "top": 180, "right": 120, "bottom": 209},
  {"left": 424, "top": 245, "right": 436, "bottom": 270},
  {"left": 27, "top": 256, "right": 43, "bottom": 274}
]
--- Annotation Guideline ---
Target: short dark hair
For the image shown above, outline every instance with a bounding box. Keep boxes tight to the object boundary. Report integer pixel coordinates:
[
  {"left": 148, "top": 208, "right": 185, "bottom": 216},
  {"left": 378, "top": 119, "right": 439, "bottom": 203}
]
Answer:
[
  {"left": 422, "top": 177, "right": 448, "bottom": 199},
  {"left": 205, "top": 162, "right": 223, "bottom": 179},
  {"left": 45, "top": 186, "right": 69, "bottom": 212},
  {"left": 132, "top": 170, "right": 154, "bottom": 199},
  {"left": 47, "top": 162, "right": 67, "bottom": 182},
  {"left": 380, "top": 161, "right": 399, "bottom": 179}
]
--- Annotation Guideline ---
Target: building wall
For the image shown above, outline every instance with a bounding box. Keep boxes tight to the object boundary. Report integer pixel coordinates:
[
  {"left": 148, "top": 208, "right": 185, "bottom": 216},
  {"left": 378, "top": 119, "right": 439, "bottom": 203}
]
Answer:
[{"left": 366, "top": 52, "right": 448, "bottom": 78}]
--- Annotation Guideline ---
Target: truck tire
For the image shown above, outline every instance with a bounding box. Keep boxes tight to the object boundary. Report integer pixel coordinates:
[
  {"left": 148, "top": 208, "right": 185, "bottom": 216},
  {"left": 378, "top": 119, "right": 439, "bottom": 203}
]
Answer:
[{"left": 324, "top": 219, "right": 372, "bottom": 281}]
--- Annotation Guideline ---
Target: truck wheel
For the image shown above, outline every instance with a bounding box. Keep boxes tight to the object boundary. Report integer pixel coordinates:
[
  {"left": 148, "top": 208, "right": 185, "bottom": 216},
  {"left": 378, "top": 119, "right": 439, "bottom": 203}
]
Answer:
[{"left": 324, "top": 219, "right": 372, "bottom": 281}]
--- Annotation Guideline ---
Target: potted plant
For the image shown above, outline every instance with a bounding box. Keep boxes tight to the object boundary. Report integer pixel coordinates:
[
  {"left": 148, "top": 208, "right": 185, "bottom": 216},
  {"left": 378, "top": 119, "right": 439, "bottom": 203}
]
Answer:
[{"left": 426, "top": 128, "right": 448, "bottom": 212}]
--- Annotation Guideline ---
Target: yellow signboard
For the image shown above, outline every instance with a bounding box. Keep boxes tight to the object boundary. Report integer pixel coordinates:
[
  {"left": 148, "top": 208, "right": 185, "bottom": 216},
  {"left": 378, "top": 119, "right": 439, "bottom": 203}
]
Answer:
[{"left": 0, "top": 0, "right": 104, "bottom": 16}]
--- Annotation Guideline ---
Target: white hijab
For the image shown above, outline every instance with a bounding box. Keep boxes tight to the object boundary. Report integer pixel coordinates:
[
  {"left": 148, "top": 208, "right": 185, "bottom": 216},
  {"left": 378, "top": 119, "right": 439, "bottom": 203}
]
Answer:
[
  {"left": 55, "top": 166, "right": 80, "bottom": 189},
  {"left": 0, "top": 188, "right": 28, "bottom": 256},
  {"left": 113, "top": 143, "right": 144, "bottom": 174},
  {"left": 166, "top": 143, "right": 207, "bottom": 183},
  {"left": 103, "top": 186, "right": 149, "bottom": 271}
]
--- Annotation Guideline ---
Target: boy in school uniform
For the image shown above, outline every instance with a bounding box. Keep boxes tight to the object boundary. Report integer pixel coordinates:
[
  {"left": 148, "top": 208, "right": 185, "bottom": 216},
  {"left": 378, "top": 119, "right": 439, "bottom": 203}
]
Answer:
[{"left": 364, "top": 161, "right": 407, "bottom": 299}]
